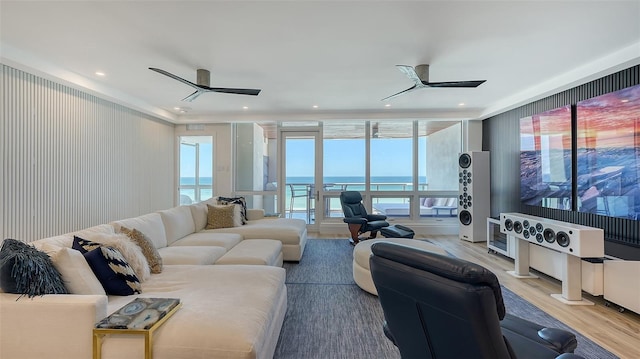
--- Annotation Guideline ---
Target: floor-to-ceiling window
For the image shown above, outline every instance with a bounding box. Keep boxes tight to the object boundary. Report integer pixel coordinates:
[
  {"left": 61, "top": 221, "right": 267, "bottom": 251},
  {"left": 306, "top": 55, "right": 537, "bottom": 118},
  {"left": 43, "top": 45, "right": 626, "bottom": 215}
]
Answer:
[
  {"left": 229, "top": 119, "right": 461, "bottom": 225},
  {"left": 178, "top": 136, "right": 213, "bottom": 204}
]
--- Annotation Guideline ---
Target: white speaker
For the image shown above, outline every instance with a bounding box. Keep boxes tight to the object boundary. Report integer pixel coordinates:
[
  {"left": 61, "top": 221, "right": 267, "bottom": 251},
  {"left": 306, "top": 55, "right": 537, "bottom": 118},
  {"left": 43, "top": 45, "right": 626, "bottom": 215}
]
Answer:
[
  {"left": 458, "top": 151, "right": 490, "bottom": 242},
  {"left": 500, "top": 213, "right": 604, "bottom": 258}
]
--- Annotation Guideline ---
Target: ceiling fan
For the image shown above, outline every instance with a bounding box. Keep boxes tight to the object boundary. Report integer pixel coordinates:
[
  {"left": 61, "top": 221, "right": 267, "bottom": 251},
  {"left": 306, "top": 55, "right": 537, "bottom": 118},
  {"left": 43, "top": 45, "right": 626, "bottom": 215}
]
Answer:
[
  {"left": 382, "top": 64, "right": 486, "bottom": 101},
  {"left": 149, "top": 67, "right": 261, "bottom": 102}
]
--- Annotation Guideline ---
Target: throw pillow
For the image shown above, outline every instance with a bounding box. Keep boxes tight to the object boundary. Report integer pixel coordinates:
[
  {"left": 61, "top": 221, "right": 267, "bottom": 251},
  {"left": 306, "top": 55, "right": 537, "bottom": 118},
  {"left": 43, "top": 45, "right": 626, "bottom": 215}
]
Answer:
[
  {"left": 73, "top": 235, "right": 150, "bottom": 281},
  {"left": 205, "top": 204, "right": 236, "bottom": 229},
  {"left": 120, "top": 226, "right": 163, "bottom": 274},
  {"left": 0, "top": 238, "right": 68, "bottom": 298},
  {"left": 41, "top": 243, "right": 106, "bottom": 295},
  {"left": 217, "top": 196, "right": 247, "bottom": 224},
  {"left": 82, "top": 245, "right": 141, "bottom": 295}
]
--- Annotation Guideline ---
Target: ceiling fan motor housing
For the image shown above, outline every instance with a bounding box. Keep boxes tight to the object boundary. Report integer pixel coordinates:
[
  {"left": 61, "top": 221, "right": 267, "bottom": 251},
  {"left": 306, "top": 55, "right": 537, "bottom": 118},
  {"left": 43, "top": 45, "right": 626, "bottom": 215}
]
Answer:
[
  {"left": 415, "top": 64, "right": 429, "bottom": 82},
  {"left": 196, "top": 69, "right": 210, "bottom": 87}
]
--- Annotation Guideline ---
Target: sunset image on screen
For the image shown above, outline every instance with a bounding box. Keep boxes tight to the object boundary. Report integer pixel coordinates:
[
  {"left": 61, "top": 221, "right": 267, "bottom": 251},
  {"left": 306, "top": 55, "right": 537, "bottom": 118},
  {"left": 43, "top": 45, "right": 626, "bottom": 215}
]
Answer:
[{"left": 576, "top": 84, "right": 640, "bottom": 219}]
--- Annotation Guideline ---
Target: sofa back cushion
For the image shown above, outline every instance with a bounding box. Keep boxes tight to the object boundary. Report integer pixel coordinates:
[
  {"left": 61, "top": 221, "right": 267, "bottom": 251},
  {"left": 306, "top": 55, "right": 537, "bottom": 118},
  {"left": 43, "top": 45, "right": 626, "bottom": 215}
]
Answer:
[
  {"left": 158, "top": 206, "right": 196, "bottom": 245},
  {"left": 189, "top": 202, "right": 209, "bottom": 231},
  {"left": 110, "top": 213, "right": 168, "bottom": 249}
]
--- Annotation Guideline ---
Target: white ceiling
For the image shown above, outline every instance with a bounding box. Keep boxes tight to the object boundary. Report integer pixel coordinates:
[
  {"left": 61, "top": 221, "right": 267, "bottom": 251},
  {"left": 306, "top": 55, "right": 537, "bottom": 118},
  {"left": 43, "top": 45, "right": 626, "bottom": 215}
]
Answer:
[{"left": 1, "top": 1, "right": 639, "bottom": 124}]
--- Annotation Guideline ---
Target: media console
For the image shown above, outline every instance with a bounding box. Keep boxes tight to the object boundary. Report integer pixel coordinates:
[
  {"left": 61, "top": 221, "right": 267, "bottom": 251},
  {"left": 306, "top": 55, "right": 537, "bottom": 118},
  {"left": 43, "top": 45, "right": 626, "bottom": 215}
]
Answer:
[{"left": 500, "top": 213, "right": 604, "bottom": 305}]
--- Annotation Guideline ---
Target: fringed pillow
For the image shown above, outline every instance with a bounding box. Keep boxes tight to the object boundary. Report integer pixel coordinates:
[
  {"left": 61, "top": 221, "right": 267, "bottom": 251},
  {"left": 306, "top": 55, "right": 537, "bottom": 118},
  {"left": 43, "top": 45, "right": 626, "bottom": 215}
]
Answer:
[{"left": 0, "top": 238, "right": 68, "bottom": 298}]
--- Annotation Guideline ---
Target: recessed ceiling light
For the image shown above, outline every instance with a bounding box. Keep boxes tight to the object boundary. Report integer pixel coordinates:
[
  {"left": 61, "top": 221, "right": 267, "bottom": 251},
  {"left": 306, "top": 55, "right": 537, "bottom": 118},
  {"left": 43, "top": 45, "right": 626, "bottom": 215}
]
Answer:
[
  {"left": 242, "top": 106, "right": 249, "bottom": 110},
  {"left": 312, "top": 105, "right": 319, "bottom": 109},
  {"left": 384, "top": 104, "right": 391, "bottom": 107},
  {"left": 95, "top": 71, "right": 105, "bottom": 76},
  {"left": 458, "top": 102, "right": 465, "bottom": 106},
  {"left": 174, "top": 106, "right": 191, "bottom": 113}
]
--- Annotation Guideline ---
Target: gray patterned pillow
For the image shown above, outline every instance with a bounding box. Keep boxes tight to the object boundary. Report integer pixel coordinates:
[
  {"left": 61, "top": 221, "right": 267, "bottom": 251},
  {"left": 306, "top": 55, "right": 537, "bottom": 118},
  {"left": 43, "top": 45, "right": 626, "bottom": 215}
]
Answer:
[
  {"left": 206, "top": 204, "right": 236, "bottom": 229},
  {"left": 120, "top": 226, "right": 163, "bottom": 274}
]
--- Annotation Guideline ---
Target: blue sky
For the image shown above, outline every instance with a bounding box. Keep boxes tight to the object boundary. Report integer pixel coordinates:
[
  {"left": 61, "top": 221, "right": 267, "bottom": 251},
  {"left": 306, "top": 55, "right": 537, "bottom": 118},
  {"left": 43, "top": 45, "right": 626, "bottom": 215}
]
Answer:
[
  {"left": 181, "top": 138, "right": 426, "bottom": 179},
  {"left": 286, "top": 138, "right": 425, "bottom": 177}
]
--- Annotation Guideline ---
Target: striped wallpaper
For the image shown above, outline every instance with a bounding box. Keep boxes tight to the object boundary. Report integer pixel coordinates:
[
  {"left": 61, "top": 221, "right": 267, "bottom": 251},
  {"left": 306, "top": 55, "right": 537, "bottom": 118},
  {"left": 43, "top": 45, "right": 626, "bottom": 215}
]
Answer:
[
  {"left": 0, "top": 64, "right": 175, "bottom": 242},
  {"left": 484, "top": 65, "right": 640, "bottom": 260}
]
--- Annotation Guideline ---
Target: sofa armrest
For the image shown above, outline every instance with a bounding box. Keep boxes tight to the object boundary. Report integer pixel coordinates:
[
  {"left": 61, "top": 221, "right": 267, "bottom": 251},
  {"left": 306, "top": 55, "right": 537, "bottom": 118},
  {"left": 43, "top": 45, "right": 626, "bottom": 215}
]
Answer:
[
  {"left": 0, "top": 293, "right": 108, "bottom": 359},
  {"left": 247, "top": 208, "right": 265, "bottom": 221}
]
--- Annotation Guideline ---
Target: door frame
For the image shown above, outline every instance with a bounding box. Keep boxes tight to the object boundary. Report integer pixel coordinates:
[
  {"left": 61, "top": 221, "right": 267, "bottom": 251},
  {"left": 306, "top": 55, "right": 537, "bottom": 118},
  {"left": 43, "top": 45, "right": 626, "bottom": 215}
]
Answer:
[{"left": 279, "top": 129, "right": 322, "bottom": 232}]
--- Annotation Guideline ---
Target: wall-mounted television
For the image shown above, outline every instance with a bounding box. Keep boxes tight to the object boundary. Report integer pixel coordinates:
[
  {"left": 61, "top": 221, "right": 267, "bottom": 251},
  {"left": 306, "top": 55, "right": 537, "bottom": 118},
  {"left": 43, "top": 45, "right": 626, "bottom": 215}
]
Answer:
[
  {"left": 576, "top": 84, "right": 640, "bottom": 220},
  {"left": 520, "top": 106, "right": 572, "bottom": 209}
]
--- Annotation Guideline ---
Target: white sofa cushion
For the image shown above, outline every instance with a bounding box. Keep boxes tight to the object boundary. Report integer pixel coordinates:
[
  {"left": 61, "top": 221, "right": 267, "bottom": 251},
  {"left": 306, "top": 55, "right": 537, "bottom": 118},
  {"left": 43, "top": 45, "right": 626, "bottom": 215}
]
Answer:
[
  {"left": 171, "top": 232, "right": 243, "bottom": 251},
  {"left": 75, "top": 224, "right": 116, "bottom": 237},
  {"left": 207, "top": 218, "right": 306, "bottom": 246},
  {"left": 31, "top": 224, "right": 116, "bottom": 250},
  {"left": 189, "top": 202, "right": 209, "bottom": 231},
  {"left": 216, "top": 239, "right": 283, "bottom": 266},
  {"left": 158, "top": 206, "right": 196, "bottom": 245},
  {"left": 103, "top": 265, "right": 286, "bottom": 359},
  {"left": 157, "top": 246, "right": 226, "bottom": 265},
  {"left": 110, "top": 213, "right": 168, "bottom": 249}
]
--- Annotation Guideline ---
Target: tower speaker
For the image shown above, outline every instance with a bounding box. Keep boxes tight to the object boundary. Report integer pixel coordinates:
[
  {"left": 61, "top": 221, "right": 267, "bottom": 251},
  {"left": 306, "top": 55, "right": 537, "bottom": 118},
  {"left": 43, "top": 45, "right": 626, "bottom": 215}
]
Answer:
[{"left": 458, "top": 151, "right": 490, "bottom": 242}]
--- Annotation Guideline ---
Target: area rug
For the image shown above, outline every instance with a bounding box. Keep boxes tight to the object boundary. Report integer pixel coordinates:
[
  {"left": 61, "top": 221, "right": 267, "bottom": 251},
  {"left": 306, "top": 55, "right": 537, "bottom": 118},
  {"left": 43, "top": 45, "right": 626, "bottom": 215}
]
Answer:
[{"left": 273, "top": 238, "right": 617, "bottom": 359}]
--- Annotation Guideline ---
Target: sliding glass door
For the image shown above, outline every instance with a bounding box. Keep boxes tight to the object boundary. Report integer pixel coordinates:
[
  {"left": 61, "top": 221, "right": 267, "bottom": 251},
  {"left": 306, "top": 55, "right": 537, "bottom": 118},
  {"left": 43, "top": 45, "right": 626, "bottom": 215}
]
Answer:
[{"left": 281, "top": 130, "right": 321, "bottom": 228}]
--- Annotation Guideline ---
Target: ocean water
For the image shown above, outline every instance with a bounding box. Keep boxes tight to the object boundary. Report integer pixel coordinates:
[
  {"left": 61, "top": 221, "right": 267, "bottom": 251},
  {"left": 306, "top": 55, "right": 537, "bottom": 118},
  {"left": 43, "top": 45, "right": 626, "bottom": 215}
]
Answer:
[{"left": 180, "top": 176, "right": 428, "bottom": 209}]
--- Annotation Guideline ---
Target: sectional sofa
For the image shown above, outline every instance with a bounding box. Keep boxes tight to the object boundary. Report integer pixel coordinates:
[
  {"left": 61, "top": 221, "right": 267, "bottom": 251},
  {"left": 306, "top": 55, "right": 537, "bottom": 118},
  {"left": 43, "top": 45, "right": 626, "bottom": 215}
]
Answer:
[{"left": 0, "top": 197, "right": 307, "bottom": 359}]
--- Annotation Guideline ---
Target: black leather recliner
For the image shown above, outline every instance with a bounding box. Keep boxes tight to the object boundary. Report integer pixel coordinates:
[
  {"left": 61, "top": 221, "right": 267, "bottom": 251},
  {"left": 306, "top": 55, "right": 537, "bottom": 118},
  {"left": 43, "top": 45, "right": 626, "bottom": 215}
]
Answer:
[
  {"left": 370, "top": 242, "right": 582, "bottom": 359},
  {"left": 340, "top": 191, "right": 389, "bottom": 245}
]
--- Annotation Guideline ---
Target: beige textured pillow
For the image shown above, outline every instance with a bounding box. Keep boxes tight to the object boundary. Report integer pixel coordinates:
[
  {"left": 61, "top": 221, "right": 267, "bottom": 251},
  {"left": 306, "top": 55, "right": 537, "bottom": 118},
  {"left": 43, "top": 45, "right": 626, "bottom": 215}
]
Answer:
[
  {"left": 120, "top": 226, "right": 163, "bottom": 274},
  {"left": 206, "top": 204, "right": 236, "bottom": 229}
]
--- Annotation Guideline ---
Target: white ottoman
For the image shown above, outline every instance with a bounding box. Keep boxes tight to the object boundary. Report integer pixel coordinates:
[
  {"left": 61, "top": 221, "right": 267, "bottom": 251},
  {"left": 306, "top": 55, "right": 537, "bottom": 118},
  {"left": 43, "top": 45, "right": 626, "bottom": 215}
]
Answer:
[{"left": 353, "top": 238, "right": 449, "bottom": 295}]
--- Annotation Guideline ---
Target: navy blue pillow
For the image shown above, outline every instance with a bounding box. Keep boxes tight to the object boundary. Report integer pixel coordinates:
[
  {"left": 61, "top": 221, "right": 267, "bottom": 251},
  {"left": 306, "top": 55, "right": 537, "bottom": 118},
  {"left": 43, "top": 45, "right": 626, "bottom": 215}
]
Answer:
[
  {"left": 83, "top": 246, "right": 141, "bottom": 295},
  {"left": 73, "top": 236, "right": 141, "bottom": 296}
]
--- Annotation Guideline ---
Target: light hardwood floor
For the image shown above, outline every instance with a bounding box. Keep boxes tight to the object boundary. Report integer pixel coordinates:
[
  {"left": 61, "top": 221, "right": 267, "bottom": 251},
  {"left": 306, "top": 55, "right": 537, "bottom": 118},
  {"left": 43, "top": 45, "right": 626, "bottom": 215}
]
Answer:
[{"left": 311, "top": 233, "right": 640, "bottom": 359}]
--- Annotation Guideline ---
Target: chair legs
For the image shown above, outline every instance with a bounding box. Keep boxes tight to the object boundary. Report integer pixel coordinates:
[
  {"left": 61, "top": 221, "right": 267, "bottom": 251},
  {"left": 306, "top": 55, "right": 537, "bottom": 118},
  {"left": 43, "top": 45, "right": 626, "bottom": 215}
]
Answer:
[
  {"left": 347, "top": 225, "right": 380, "bottom": 245},
  {"left": 347, "top": 224, "right": 361, "bottom": 245}
]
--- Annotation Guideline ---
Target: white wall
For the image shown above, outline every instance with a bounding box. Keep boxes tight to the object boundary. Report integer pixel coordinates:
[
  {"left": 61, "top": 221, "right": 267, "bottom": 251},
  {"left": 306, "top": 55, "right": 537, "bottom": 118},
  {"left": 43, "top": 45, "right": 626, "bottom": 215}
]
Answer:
[{"left": 0, "top": 64, "right": 175, "bottom": 242}]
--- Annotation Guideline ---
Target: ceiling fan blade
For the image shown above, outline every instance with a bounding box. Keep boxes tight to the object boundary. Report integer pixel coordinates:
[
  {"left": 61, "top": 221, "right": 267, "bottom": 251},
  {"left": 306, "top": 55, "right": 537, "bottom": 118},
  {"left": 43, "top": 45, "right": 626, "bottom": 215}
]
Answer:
[
  {"left": 182, "top": 90, "right": 204, "bottom": 102},
  {"left": 396, "top": 65, "right": 422, "bottom": 85},
  {"left": 381, "top": 85, "right": 418, "bottom": 101},
  {"left": 149, "top": 67, "right": 202, "bottom": 90},
  {"left": 426, "top": 80, "right": 486, "bottom": 88},
  {"left": 208, "top": 87, "right": 261, "bottom": 96}
]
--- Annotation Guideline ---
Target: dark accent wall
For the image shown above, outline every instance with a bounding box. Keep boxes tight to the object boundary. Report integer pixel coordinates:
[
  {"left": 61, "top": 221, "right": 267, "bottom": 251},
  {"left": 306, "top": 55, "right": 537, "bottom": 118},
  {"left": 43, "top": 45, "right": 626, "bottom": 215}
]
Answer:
[{"left": 483, "top": 65, "right": 640, "bottom": 260}]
